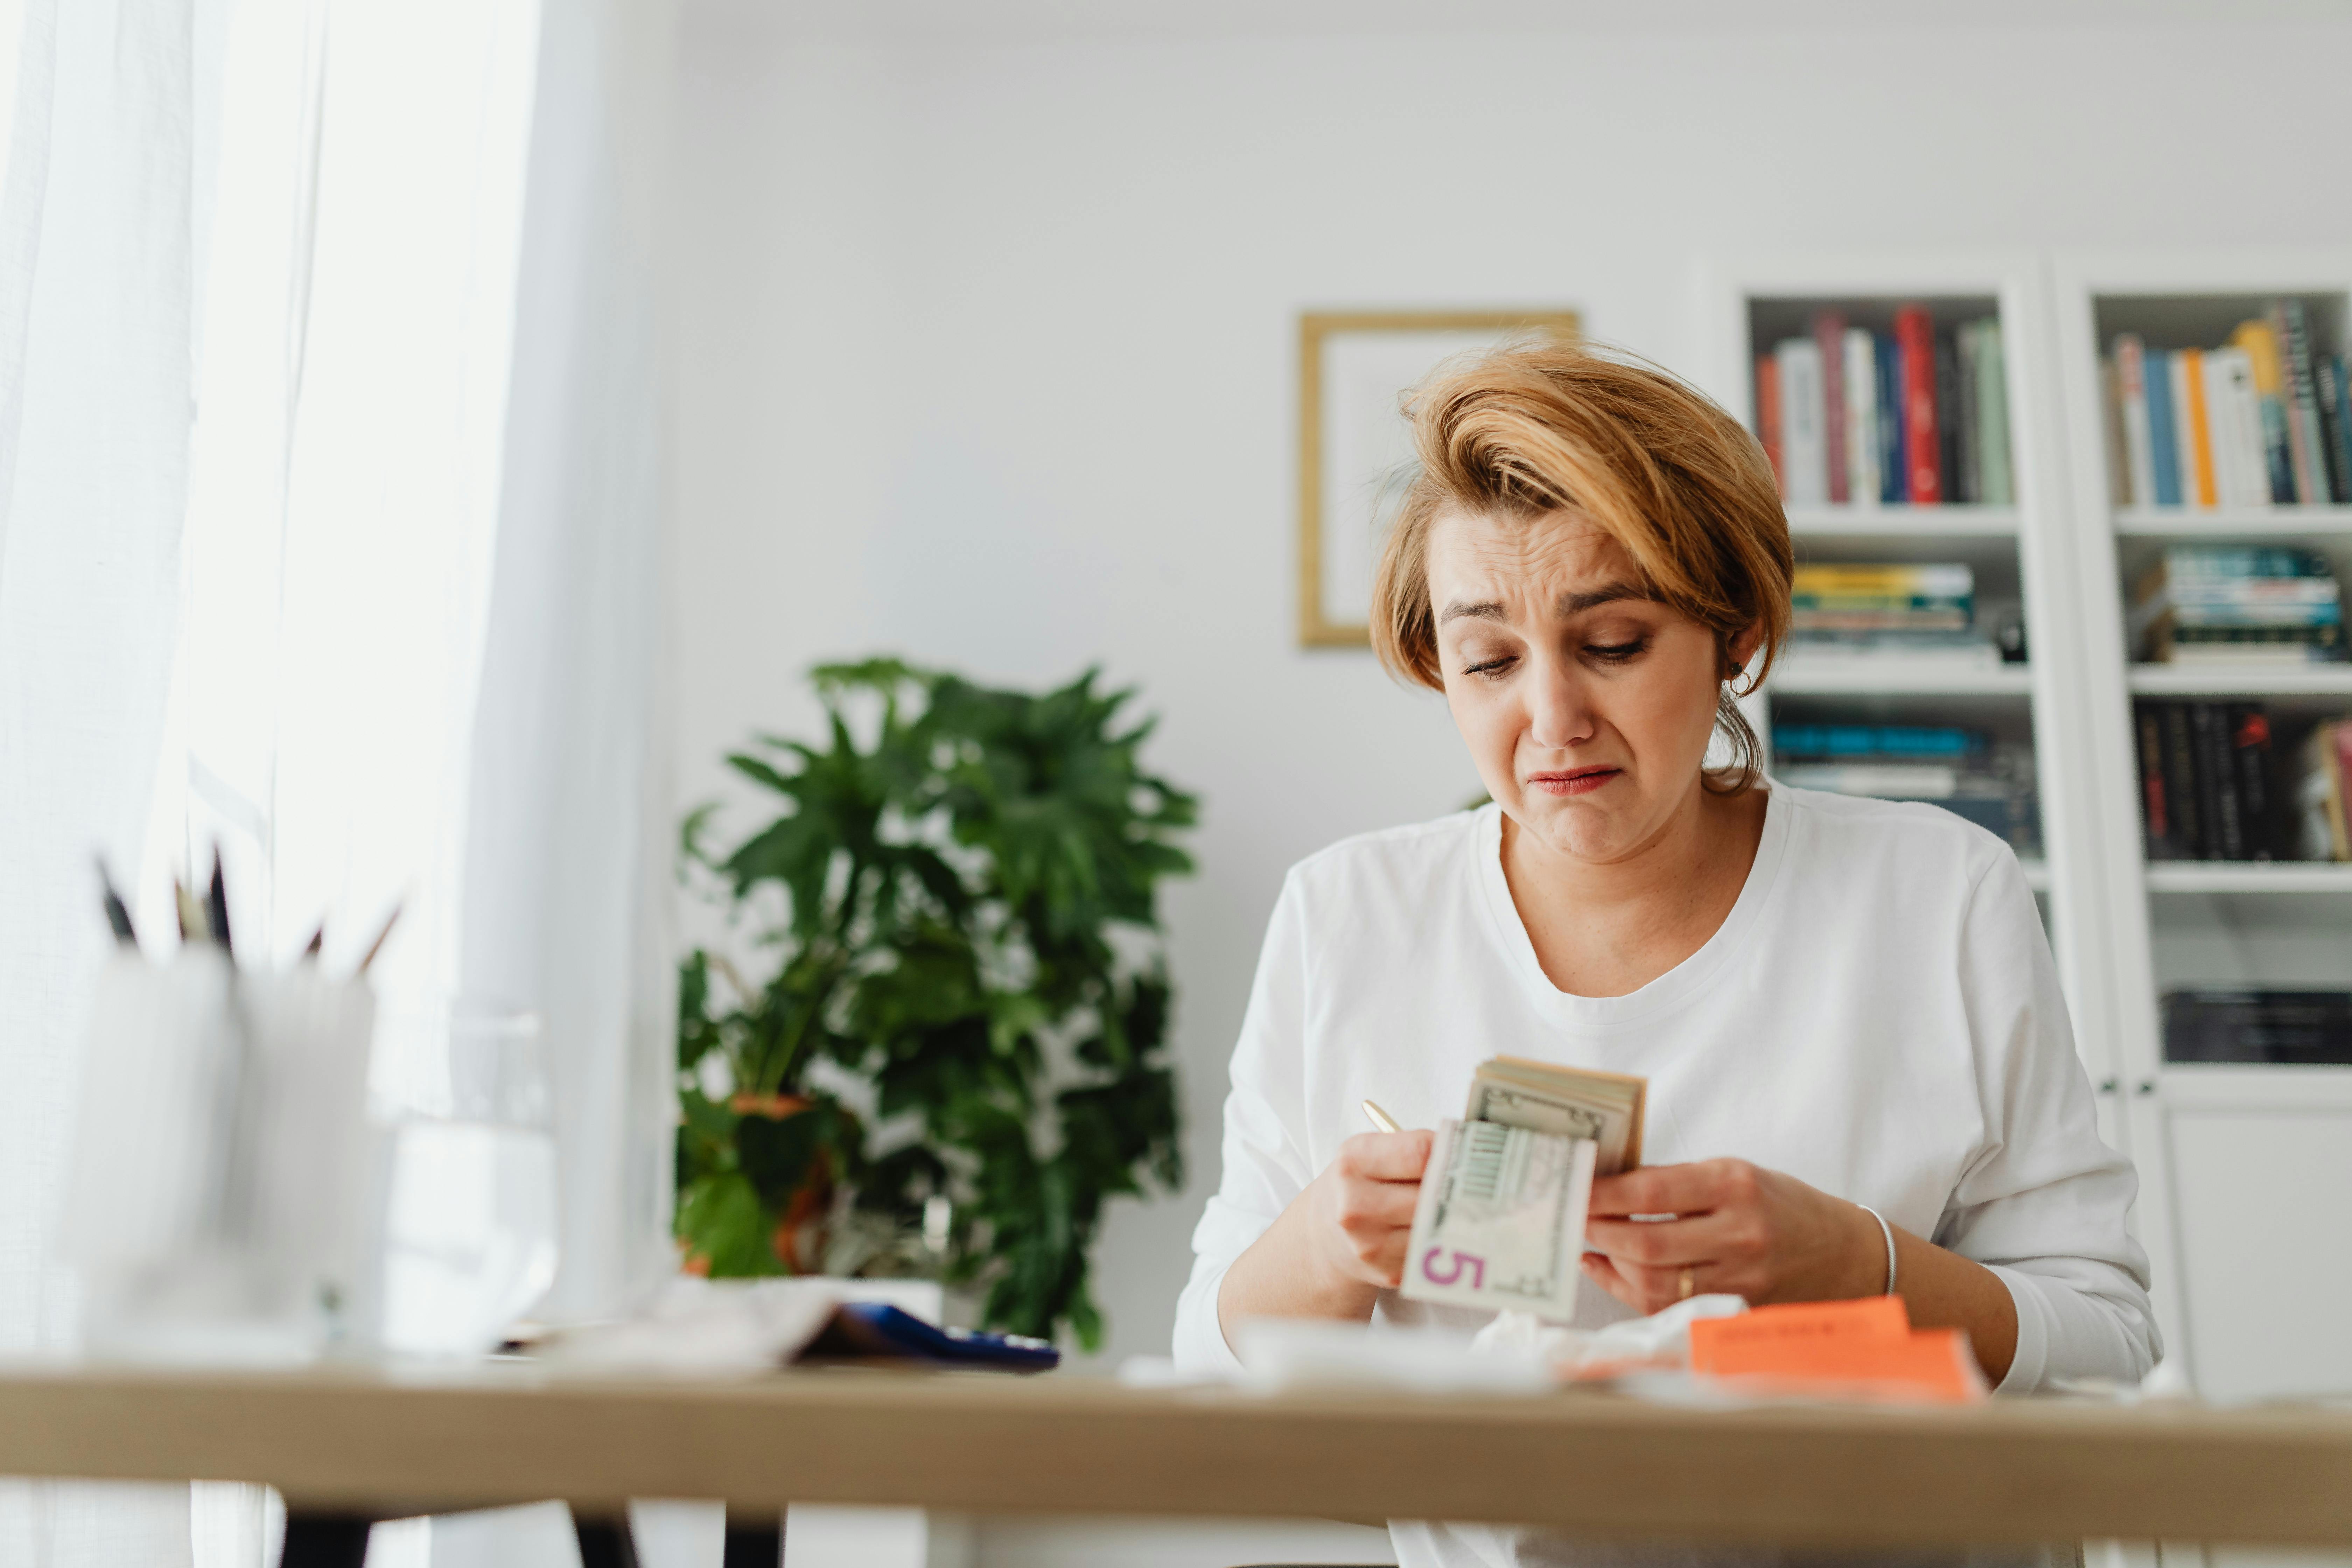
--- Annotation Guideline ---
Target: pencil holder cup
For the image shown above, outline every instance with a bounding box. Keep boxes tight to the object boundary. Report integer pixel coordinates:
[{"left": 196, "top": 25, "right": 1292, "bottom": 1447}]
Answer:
[{"left": 59, "top": 950, "right": 377, "bottom": 1364}]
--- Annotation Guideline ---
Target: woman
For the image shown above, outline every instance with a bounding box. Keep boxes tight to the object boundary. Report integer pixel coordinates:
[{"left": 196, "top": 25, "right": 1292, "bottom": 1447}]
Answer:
[{"left": 1172, "top": 343, "right": 2157, "bottom": 1566}]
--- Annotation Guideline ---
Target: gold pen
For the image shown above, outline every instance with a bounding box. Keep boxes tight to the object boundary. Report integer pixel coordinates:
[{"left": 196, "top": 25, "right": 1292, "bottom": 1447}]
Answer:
[{"left": 1360, "top": 1099, "right": 1401, "bottom": 1134}]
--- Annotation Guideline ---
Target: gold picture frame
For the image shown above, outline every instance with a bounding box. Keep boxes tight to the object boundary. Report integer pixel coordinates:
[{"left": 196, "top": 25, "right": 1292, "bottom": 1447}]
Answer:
[{"left": 1297, "top": 309, "right": 1582, "bottom": 647}]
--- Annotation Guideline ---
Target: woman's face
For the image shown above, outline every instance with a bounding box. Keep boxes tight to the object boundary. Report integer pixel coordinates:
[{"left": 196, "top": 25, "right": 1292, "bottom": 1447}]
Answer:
[{"left": 1427, "top": 506, "right": 1741, "bottom": 866}]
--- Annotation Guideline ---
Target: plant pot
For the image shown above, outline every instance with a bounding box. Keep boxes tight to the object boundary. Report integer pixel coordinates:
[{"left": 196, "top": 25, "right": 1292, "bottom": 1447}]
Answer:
[{"left": 729, "top": 1092, "right": 833, "bottom": 1274}]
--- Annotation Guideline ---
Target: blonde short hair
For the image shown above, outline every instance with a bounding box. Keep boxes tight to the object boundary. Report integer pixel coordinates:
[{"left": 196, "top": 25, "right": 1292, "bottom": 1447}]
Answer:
[{"left": 1370, "top": 341, "right": 1793, "bottom": 791}]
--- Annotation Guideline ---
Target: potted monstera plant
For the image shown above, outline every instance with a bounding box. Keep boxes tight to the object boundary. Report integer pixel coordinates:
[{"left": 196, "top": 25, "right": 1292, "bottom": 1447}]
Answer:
[{"left": 673, "top": 658, "right": 1196, "bottom": 1348}]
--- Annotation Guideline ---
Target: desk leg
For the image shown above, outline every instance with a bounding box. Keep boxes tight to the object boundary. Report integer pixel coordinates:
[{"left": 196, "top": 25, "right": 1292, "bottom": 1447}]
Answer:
[
  {"left": 277, "top": 1513, "right": 374, "bottom": 1568},
  {"left": 723, "top": 1511, "right": 783, "bottom": 1568},
  {"left": 576, "top": 1516, "right": 641, "bottom": 1568}
]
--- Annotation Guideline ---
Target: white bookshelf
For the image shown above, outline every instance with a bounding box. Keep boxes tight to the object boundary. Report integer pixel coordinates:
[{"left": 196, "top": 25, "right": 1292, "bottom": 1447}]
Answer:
[
  {"left": 1771, "top": 660, "right": 2033, "bottom": 696},
  {"left": 2053, "top": 249, "right": 2352, "bottom": 1413},
  {"left": 1781, "top": 503, "right": 2021, "bottom": 537},
  {"left": 2145, "top": 861, "right": 2352, "bottom": 895},
  {"left": 2126, "top": 664, "right": 2352, "bottom": 700},
  {"left": 1702, "top": 253, "right": 2114, "bottom": 1151},
  {"left": 1706, "top": 252, "right": 2352, "bottom": 1433}
]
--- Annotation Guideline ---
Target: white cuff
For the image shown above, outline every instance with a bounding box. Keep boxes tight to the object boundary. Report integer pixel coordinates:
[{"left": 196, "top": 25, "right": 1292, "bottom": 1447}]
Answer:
[
  {"left": 1171, "top": 1259, "right": 1248, "bottom": 1379},
  {"left": 1984, "top": 1263, "right": 2052, "bottom": 1393}
]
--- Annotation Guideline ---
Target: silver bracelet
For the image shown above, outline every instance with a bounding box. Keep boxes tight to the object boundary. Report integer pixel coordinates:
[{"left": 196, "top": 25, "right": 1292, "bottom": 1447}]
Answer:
[{"left": 1858, "top": 1204, "right": 1898, "bottom": 1296}]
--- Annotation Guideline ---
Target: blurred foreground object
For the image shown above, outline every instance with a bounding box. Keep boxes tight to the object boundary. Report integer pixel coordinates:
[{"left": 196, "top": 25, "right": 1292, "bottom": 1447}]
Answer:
[
  {"left": 539, "top": 1276, "right": 1054, "bottom": 1372},
  {"left": 61, "top": 944, "right": 375, "bottom": 1363},
  {"left": 674, "top": 659, "right": 1197, "bottom": 1348},
  {"left": 364, "top": 1002, "right": 559, "bottom": 1356}
]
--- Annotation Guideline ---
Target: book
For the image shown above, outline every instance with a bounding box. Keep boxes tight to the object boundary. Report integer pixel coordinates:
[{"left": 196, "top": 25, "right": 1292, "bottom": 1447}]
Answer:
[
  {"left": 1974, "top": 319, "right": 2013, "bottom": 505},
  {"left": 2194, "top": 702, "right": 2246, "bottom": 859},
  {"left": 2102, "top": 358, "right": 2132, "bottom": 505},
  {"left": 2228, "top": 704, "right": 2275, "bottom": 860},
  {"left": 2178, "top": 348, "right": 2218, "bottom": 507},
  {"left": 1778, "top": 763, "right": 1960, "bottom": 799},
  {"left": 1954, "top": 323, "right": 1981, "bottom": 505},
  {"left": 2326, "top": 356, "right": 2352, "bottom": 505},
  {"left": 1936, "top": 330, "right": 1964, "bottom": 505},
  {"left": 2160, "top": 629, "right": 2344, "bottom": 663},
  {"left": 1792, "top": 562, "right": 1974, "bottom": 598},
  {"left": 1776, "top": 338, "right": 1828, "bottom": 505},
  {"left": 2114, "top": 335, "right": 2157, "bottom": 507},
  {"left": 2231, "top": 318, "right": 2300, "bottom": 503},
  {"left": 2206, "top": 348, "right": 2268, "bottom": 509},
  {"left": 2162, "top": 990, "right": 2352, "bottom": 1066},
  {"left": 1843, "top": 327, "right": 1879, "bottom": 506},
  {"left": 2272, "top": 299, "right": 2329, "bottom": 504},
  {"left": 2144, "top": 347, "right": 2182, "bottom": 506},
  {"left": 2141, "top": 544, "right": 2331, "bottom": 581},
  {"left": 1895, "top": 306, "right": 1941, "bottom": 503},
  {"left": 1814, "top": 312, "right": 1848, "bottom": 505},
  {"left": 1874, "top": 331, "right": 1905, "bottom": 503},
  {"left": 1756, "top": 354, "right": 1783, "bottom": 493},
  {"left": 2161, "top": 702, "right": 2203, "bottom": 858},
  {"left": 2294, "top": 718, "right": 2351, "bottom": 861},
  {"left": 2138, "top": 705, "right": 2172, "bottom": 858},
  {"left": 1464, "top": 1056, "right": 1646, "bottom": 1176},
  {"left": 1773, "top": 723, "right": 1983, "bottom": 761}
]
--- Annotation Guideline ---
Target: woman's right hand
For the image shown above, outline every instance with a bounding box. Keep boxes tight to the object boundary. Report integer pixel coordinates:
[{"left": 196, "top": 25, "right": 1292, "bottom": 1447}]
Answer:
[
  {"left": 1298, "top": 1128, "right": 1434, "bottom": 1290},
  {"left": 1216, "top": 1126, "right": 1434, "bottom": 1338}
]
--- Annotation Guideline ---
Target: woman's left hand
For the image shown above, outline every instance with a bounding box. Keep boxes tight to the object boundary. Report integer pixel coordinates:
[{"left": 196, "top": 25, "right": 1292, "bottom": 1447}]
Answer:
[{"left": 1581, "top": 1158, "right": 1886, "bottom": 1315}]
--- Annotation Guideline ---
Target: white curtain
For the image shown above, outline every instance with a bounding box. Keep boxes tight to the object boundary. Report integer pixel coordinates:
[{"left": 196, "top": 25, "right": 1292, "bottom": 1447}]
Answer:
[
  {"left": 461, "top": 0, "right": 679, "bottom": 1324},
  {"left": 0, "top": 0, "right": 677, "bottom": 1557},
  {"left": 0, "top": 0, "right": 209, "bottom": 1559}
]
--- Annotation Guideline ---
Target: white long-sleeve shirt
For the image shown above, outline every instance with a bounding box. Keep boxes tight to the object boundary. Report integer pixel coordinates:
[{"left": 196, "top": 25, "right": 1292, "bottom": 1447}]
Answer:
[{"left": 1174, "top": 788, "right": 2158, "bottom": 1568}]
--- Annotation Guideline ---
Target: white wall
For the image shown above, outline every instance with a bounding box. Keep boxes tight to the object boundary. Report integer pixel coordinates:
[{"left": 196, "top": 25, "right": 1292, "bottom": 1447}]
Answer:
[{"left": 664, "top": 12, "right": 2352, "bottom": 1372}]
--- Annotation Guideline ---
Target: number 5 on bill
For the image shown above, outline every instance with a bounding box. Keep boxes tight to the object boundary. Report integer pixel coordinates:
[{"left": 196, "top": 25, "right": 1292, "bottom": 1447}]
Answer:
[{"left": 1399, "top": 1117, "right": 1597, "bottom": 1322}]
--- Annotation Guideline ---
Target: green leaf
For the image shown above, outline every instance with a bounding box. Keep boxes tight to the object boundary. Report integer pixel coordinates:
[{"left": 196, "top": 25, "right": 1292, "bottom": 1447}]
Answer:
[{"left": 675, "top": 1171, "right": 782, "bottom": 1277}]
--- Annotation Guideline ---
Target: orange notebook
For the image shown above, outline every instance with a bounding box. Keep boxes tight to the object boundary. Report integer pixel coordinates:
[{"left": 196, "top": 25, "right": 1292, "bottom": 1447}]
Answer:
[{"left": 1689, "top": 1297, "right": 1986, "bottom": 1404}]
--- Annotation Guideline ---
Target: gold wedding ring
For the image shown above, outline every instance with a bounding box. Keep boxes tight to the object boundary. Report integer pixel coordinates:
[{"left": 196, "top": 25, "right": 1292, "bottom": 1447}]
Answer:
[{"left": 1676, "top": 1266, "right": 1696, "bottom": 1301}]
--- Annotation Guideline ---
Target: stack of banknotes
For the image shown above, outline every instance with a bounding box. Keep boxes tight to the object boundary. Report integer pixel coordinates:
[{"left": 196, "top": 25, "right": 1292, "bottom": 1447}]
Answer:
[{"left": 1400, "top": 1058, "right": 1646, "bottom": 1322}]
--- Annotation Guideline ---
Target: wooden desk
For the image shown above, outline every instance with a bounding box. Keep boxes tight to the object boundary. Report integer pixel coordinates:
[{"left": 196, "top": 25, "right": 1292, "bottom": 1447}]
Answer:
[{"left": 2, "top": 1360, "right": 2349, "bottom": 1558}]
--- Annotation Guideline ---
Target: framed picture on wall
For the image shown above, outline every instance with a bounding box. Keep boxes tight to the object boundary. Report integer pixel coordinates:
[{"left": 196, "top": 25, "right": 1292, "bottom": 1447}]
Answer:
[{"left": 1298, "top": 309, "right": 1581, "bottom": 647}]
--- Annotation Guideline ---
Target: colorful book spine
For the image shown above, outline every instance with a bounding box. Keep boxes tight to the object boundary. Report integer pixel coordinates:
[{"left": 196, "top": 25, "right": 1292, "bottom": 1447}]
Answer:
[
  {"left": 1954, "top": 324, "right": 1979, "bottom": 505},
  {"left": 2209, "top": 348, "right": 2269, "bottom": 508},
  {"left": 2138, "top": 706, "right": 2171, "bottom": 858},
  {"left": 1776, "top": 338, "right": 1828, "bottom": 505},
  {"left": 1843, "top": 328, "right": 1878, "bottom": 506},
  {"left": 1756, "top": 354, "right": 1783, "bottom": 493},
  {"left": 1814, "top": 312, "right": 1848, "bottom": 505},
  {"left": 2115, "top": 335, "right": 2156, "bottom": 507},
  {"left": 2295, "top": 719, "right": 2352, "bottom": 861},
  {"left": 1936, "top": 331, "right": 1964, "bottom": 506},
  {"left": 1792, "top": 563, "right": 1974, "bottom": 597},
  {"left": 2193, "top": 702, "right": 2243, "bottom": 860},
  {"left": 2231, "top": 318, "right": 2298, "bottom": 503},
  {"left": 1875, "top": 332, "right": 1905, "bottom": 502},
  {"left": 2143, "top": 347, "right": 2181, "bottom": 506},
  {"left": 2161, "top": 702, "right": 2203, "bottom": 858},
  {"left": 2229, "top": 704, "right": 2273, "bottom": 859},
  {"left": 2325, "top": 356, "right": 2352, "bottom": 504},
  {"left": 1896, "top": 307, "right": 1941, "bottom": 503},
  {"left": 1975, "top": 320, "right": 2013, "bottom": 506},
  {"left": 2273, "top": 299, "right": 2329, "bottom": 503},
  {"left": 2179, "top": 349, "right": 2218, "bottom": 507}
]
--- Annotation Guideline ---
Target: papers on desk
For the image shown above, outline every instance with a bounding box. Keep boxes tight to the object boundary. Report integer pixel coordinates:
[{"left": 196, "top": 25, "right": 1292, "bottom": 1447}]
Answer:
[
  {"left": 1224, "top": 1294, "right": 1989, "bottom": 1406},
  {"left": 536, "top": 1278, "right": 1058, "bottom": 1373}
]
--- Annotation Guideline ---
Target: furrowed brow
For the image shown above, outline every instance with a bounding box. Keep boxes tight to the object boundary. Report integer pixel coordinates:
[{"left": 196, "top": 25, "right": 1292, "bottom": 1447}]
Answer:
[
  {"left": 1436, "top": 600, "right": 1506, "bottom": 626},
  {"left": 1559, "top": 582, "right": 1652, "bottom": 614}
]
